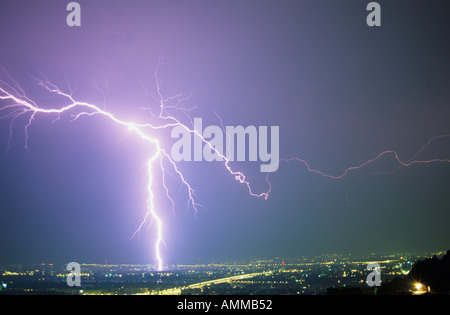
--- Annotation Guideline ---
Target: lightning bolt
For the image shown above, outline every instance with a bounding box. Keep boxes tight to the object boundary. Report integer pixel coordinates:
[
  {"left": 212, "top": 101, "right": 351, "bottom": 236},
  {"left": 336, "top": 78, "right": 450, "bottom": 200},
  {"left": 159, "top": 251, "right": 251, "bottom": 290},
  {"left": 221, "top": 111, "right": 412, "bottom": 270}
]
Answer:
[
  {"left": 0, "top": 70, "right": 271, "bottom": 270},
  {"left": 0, "top": 79, "right": 173, "bottom": 271},
  {"left": 1, "top": 70, "right": 449, "bottom": 271}
]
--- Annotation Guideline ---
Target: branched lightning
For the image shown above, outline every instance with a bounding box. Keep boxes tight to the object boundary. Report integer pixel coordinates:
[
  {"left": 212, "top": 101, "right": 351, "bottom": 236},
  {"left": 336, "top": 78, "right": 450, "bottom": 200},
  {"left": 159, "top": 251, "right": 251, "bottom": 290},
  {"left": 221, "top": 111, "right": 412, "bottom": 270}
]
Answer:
[
  {"left": 1, "top": 71, "right": 449, "bottom": 271},
  {"left": 0, "top": 72, "right": 271, "bottom": 270}
]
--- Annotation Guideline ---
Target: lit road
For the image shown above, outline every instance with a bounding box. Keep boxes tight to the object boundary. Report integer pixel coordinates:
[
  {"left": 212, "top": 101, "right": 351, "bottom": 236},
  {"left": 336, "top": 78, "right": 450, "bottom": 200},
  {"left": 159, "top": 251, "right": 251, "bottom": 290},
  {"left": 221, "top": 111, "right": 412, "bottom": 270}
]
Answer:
[
  {"left": 154, "top": 271, "right": 267, "bottom": 295},
  {"left": 185, "top": 272, "right": 266, "bottom": 289}
]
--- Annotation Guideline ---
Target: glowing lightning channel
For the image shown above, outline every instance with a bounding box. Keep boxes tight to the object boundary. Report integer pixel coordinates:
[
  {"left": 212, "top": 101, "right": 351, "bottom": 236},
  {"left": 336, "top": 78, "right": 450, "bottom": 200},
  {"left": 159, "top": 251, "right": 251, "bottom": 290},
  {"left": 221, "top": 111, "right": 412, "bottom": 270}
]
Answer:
[
  {"left": 0, "top": 82, "right": 173, "bottom": 271},
  {"left": 0, "top": 74, "right": 271, "bottom": 271}
]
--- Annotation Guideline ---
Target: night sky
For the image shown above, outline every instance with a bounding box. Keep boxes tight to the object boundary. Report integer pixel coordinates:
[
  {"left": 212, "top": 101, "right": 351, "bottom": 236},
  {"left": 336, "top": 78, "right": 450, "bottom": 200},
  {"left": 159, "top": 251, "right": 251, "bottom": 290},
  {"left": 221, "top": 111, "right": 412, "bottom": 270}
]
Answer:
[{"left": 0, "top": 0, "right": 449, "bottom": 266}]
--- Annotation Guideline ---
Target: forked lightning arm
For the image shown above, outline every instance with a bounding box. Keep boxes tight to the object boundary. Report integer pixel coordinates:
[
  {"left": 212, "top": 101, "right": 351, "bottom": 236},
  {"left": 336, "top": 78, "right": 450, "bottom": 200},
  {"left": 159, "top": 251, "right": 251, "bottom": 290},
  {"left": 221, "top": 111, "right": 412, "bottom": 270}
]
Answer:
[{"left": 280, "top": 134, "right": 450, "bottom": 179}]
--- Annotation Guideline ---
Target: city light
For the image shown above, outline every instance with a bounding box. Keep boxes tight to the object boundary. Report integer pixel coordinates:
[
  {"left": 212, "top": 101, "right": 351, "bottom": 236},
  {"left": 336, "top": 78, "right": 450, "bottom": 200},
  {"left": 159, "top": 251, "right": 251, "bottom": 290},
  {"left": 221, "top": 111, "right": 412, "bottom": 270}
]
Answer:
[{"left": 1, "top": 251, "right": 445, "bottom": 295}]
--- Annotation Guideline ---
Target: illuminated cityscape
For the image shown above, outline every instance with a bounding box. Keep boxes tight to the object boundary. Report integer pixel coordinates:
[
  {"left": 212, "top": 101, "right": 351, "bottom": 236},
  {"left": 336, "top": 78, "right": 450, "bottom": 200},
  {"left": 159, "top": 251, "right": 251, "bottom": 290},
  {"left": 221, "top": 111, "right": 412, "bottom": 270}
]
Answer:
[{"left": 0, "top": 250, "right": 445, "bottom": 295}]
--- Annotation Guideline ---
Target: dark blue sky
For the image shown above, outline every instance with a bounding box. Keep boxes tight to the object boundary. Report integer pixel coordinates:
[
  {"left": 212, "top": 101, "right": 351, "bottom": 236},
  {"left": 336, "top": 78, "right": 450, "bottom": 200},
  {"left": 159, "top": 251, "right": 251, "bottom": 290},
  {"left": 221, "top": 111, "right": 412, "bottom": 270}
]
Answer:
[{"left": 0, "top": 0, "right": 449, "bottom": 266}]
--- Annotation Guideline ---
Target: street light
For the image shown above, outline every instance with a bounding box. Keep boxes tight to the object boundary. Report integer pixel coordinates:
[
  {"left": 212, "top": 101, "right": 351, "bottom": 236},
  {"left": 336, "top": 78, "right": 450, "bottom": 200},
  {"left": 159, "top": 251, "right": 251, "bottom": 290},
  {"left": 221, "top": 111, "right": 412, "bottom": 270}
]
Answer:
[{"left": 411, "top": 282, "right": 427, "bottom": 295}]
